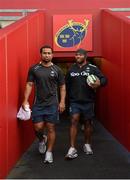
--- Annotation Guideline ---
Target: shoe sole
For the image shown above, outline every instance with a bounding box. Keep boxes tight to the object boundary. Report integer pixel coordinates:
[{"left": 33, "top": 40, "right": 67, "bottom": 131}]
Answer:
[
  {"left": 85, "top": 152, "right": 93, "bottom": 155},
  {"left": 44, "top": 160, "right": 53, "bottom": 163},
  {"left": 84, "top": 149, "right": 93, "bottom": 155},
  {"left": 65, "top": 153, "right": 78, "bottom": 160}
]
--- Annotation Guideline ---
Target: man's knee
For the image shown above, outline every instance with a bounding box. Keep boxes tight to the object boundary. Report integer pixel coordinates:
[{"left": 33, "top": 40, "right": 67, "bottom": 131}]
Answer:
[
  {"left": 71, "top": 114, "right": 80, "bottom": 126},
  {"left": 48, "top": 127, "right": 55, "bottom": 134},
  {"left": 71, "top": 118, "right": 79, "bottom": 127},
  {"left": 46, "top": 123, "right": 55, "bottom": 134}
]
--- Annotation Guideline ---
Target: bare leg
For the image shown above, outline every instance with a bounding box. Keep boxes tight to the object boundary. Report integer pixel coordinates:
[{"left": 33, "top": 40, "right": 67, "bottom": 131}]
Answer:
[
  {"left": 33, "top": 121, "right": 46, "bottom": 142},
  {"left": 46, "top": 122, "right": 56, "bottom": 152},
  {"left": 84, "top": 120, "right": 93, "bottom": 144},
  {"left": 70, "top": 113, "right": 80, "bottom": 147},
  {"left": 65, "top": 114, "right": 80, "bottom": 159}
]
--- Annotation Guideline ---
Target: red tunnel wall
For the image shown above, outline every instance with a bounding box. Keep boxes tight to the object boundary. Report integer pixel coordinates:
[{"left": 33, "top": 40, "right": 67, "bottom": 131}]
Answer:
[
  {"left": 0, "top": 11, "right": 45, "bottom": 178},
  {"left": 98, "top": 10, "right": 130, "bottom": 151}
]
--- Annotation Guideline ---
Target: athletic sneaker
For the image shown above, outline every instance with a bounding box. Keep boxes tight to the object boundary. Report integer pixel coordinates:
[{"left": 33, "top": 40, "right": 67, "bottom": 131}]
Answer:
[
  {"left": 38, "top": 135, "right": 47, "bottom": 154},
  {"left": 44, "top": 151, "right": 53, "bottom": 163},
  {"left": 83, "top": 143, "right": 93, "bottom": 155},
  {"left": 65, "top": 147, "right": 78, "bottom": 160}
]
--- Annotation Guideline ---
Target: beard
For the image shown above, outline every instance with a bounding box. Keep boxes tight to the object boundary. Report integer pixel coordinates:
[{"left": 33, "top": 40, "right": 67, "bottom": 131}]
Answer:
[
  {"left": 76, "top": 58, "right": 85, "bottom": 65},
  {"left": 42, "top": 59, "right": 51, "bottom": 64}
]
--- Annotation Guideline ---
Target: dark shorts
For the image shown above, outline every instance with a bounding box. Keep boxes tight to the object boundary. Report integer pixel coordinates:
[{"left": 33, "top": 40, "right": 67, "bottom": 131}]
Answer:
[
  {"left": 69, "top": 102, "right": 95, "bottom": 121},
  {"left": 31, "top": 104, "right": 59, "bottom": 124}
]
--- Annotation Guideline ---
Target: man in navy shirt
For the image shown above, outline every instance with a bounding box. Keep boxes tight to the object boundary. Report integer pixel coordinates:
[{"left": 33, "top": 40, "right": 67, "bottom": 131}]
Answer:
[
  {"left": 22, "top": 45, "right": 66, "bottom": 163},
  {"left": 65, "top": 48, "right": 107, "bottom": 159}
]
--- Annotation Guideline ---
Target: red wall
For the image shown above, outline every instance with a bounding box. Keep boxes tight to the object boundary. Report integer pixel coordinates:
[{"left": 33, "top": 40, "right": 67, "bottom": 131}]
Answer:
[
  {"left": 123, "top": 21, "right": 130, "bottom": 150},
  {"left": 0, "top": 11, "right": 45, "bottom": 178},
  {"left": 98, "top": 10, "right": 130, "bottom": 151},
  {"left": 0, "top": 0, "right": 129, "bottom": 9}
]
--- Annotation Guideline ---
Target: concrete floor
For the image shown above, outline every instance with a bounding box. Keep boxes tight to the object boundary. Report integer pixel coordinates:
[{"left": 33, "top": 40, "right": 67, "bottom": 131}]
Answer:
[{"left": 7, "top": 118, "right": 130, "bottom": 179}]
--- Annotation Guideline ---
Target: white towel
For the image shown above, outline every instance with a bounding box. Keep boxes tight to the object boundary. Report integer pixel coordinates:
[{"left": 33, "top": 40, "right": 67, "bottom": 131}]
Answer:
[{"left": 17, "top": 105, "right": 31, "bottom": 121}]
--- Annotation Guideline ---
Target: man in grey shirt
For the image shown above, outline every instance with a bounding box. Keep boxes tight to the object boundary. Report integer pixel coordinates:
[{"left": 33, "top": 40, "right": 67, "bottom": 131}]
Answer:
[{"left": 22, "top": 45, "right": 66, "bottom": 163}]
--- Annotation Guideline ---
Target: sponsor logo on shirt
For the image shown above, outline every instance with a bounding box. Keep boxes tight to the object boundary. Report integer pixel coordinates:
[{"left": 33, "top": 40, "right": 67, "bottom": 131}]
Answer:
[{"left": 70, "top": 71, "right": 89, "bottom": 77}]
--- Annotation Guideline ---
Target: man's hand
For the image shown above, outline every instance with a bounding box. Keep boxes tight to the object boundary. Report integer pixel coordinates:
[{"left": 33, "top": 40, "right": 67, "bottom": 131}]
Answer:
[
  {"left": 90, "top": 77, "right": 101, "bottom": 89},
  {"left": 58, "top": 102, "right": 65, "bottom": 113},
  {"left": 22, "top": 101, "right": 30, "bottom": 111}
]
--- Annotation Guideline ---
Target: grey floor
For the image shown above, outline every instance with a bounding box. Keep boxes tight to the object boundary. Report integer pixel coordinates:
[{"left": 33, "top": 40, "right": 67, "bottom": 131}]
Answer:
[{"left": 7, "top": 117, "right": 130, "bottom": 179}]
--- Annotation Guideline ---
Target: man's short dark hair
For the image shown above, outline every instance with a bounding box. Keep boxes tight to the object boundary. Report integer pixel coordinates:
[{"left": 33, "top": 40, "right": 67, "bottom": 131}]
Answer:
[
  {"left": 76, "top": 48, "right": 87, "bottom": 58},
  {"left": 40, "top": 45, "right": 53, "bottom": 53}
]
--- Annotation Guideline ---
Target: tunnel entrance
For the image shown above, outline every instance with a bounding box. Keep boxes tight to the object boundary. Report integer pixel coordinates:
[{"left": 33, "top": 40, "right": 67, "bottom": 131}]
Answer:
[{"left": 53, "top": 56, "right": 102, "bottom": 75}]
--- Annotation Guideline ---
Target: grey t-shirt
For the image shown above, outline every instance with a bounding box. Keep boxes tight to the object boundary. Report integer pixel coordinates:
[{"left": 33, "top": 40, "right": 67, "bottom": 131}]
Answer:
[{"left": 27, "top": 63, "right": 65, "bottom": 107}]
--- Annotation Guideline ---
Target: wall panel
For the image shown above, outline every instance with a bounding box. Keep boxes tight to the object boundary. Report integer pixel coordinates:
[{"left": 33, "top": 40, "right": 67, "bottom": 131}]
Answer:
[
  {"left": 123, "top": 22, "right": 130, "bottom": 149},
  {"left": 0, "top": 11, "right": 45, "bottom": 178},
  {"left": 0, "top": 37, "right": 8, "bottom": 178},
  {"left": 100, "top": 10, "right": 130, "bottom": 151}
]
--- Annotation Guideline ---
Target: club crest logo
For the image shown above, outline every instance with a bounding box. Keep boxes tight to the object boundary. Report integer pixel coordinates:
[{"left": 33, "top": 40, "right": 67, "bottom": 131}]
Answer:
[{"left": 54, "top": 19, "right": 89, "bottom": 48}]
